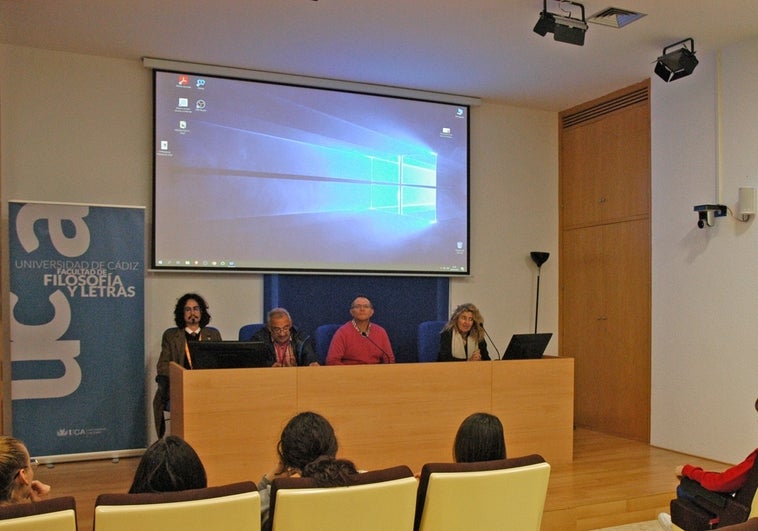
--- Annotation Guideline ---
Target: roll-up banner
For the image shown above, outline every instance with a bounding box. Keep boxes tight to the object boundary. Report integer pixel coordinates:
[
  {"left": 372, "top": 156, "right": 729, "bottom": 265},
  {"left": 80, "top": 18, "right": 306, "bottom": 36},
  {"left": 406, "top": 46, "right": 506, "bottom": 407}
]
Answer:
[{"left": 8, "top": 201, "right": 146, "bottom": 460}]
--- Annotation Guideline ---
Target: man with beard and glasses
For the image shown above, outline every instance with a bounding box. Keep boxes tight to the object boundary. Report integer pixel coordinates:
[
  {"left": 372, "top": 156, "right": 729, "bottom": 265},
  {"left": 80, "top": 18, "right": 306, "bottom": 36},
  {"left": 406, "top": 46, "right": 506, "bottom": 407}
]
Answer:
[{"left": 152, "top": 293, "right": 221, "bottom": 437}]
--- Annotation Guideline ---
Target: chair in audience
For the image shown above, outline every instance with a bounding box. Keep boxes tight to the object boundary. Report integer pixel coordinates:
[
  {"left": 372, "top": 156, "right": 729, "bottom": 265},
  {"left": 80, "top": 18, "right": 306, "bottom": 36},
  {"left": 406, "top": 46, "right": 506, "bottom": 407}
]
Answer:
[
  {"left": 414, "top": 454, "right": 551, "bottom": 531},
  {"left": 238, "top": 322, "right": 265, "bottom": 341},
  {"left": 269, "top": 465, "right": 417, "bottom": 531},
  {"left": 416, "top": 320, "right": 446, "bottom": 362},
  {"left": 0, "top": 496, "right": 77, "bottom": 530},
  {"left": 93, "top": 481, "right": 260, "bottom": 531},
  {"left": 671, "top": 456, "right": 758, "bottom": 530},
  {"left": 314, "top": 324, "right": 340, "bottom": 364}
]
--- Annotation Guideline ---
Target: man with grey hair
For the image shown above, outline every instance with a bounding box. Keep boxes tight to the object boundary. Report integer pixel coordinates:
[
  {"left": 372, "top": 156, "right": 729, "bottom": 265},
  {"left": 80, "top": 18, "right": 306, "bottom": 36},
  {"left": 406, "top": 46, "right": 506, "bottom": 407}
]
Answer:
[{"left": 251, "top": 307, "right": 319, "bottom": 366}]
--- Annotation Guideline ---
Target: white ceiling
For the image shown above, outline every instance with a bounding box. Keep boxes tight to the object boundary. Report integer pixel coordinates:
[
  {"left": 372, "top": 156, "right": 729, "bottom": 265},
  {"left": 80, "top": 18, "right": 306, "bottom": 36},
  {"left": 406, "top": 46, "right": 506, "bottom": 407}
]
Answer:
[{"left": 1, "top": 0, "right": 756, "bottom": 111}]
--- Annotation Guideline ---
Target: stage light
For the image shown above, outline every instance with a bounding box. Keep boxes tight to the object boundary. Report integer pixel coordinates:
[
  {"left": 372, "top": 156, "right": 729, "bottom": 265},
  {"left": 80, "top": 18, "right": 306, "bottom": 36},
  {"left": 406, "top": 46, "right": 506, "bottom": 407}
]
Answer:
[
  {"left": 533, "top": 0, "right": 588, "bottom": 46},
  {"left": 655, "top": 38, "right": 698, "bottom": 82}
]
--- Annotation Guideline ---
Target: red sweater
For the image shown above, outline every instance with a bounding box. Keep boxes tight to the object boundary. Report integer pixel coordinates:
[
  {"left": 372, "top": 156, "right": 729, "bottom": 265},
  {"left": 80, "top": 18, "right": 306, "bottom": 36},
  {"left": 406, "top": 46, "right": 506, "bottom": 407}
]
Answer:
[{"left": 682, "top": 449, "right": 757, "bottom": 493}]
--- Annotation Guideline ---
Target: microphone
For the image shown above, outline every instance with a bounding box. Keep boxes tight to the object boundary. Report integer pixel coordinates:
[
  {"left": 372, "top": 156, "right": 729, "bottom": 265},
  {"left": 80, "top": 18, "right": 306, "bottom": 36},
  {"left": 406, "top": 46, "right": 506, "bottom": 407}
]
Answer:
[
  {"left": 479, "top": 322, "right": 501, "bottom": 360},
  {"left": 361, "top": 331, "right": 391, "bottom": 364}
]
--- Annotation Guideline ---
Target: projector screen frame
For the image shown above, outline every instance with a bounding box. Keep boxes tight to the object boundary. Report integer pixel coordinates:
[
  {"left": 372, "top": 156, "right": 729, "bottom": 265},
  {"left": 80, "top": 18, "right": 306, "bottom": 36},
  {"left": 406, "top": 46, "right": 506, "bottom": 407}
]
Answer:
[{"left": 149, "top": 59, "right": 475, "bottom": 276}]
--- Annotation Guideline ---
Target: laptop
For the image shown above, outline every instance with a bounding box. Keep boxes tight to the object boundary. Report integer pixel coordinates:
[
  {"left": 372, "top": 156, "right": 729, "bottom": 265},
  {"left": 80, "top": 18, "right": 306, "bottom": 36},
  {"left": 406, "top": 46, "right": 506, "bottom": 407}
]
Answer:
[
  {"left": 502, "top": 333, "right": 552, "bottom": 360},
  {"left": 188, "top": 341, "right": 270, "bottom": 369}
]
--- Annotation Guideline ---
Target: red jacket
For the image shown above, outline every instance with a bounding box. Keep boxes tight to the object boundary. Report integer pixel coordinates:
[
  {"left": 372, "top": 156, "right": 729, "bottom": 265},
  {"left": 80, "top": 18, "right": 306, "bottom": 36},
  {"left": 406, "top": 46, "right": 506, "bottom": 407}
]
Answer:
[{"left": 682, "top": 449, "right": 758, "bottom": 493}]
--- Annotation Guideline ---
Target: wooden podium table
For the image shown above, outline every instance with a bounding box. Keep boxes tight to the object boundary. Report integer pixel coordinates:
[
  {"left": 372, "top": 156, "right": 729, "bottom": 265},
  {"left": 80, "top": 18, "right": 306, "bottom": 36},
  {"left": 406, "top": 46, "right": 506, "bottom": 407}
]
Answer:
[{"left": 170, "top": 357, "right": 573, "bottom": 485}]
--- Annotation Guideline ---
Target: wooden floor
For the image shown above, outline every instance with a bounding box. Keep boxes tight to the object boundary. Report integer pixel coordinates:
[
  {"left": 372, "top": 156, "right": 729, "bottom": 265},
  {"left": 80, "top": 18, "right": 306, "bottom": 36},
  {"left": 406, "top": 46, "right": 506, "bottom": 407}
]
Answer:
[{"left": 36, "top": 428, "right": 728, "bottom": 531}]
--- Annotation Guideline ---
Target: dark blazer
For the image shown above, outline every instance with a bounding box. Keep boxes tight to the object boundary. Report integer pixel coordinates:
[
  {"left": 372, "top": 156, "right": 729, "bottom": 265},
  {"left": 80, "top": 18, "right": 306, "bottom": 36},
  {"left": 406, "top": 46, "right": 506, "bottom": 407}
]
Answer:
[
  {"left": 250, "top": 325, "right": 318, "bottom": 366},
  {"left": 437, "top": 328, "right": 490, "bottom": 362},
  {"left": 153, "top": 326, "right": 222, "bottom": 437}
]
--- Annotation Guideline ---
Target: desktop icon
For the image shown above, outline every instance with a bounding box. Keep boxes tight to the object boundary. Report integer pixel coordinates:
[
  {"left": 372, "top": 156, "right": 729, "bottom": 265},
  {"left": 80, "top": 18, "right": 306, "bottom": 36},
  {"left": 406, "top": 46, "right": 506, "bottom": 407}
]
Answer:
[
  {"left": 195, "top": 99, "right": 206, "bottom": 110},
  {"left": 177, "top": 75, "right": 189, "bottom": 86},
  {"left": 179, "top": 120, "right": 187, "bottom": 129},
  {"left": 178, "top": 97, "right": 189, "bottom": 108},
  {"left": 160, "top": 140, "right": 169, "bottom": 151},
  {"left": 196, "top": 79, "right": 206, "bottom": 88}
]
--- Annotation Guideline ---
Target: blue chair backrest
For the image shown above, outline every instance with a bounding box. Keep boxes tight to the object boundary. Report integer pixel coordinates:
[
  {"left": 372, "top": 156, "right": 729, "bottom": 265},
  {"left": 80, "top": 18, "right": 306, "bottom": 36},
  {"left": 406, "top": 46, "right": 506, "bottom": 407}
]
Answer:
[
  {"left": 314, "top": 324, "right": 340, "bottom": 364},
  {"left": 238, "top": 323, "right": 265, "bottom": 341},
  {"left": 417, "top": 320, "right": 446, "bottom": 362}
]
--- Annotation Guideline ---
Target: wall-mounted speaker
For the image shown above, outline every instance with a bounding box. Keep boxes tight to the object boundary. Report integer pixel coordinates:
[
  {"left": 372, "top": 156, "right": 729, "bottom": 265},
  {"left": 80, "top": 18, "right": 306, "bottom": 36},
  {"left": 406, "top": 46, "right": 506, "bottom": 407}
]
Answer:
[{"left": 738, "top": 187, "right": 756, "bottom": 216}]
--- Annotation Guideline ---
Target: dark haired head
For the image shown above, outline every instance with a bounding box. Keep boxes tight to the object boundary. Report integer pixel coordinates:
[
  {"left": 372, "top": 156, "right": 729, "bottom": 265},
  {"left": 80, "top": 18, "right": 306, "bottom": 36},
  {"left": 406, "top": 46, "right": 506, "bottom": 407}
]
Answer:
[
  {"left": 173, "top": 293, "right": 211, "bottom": 328},
  {"left": 129, "top": 435, "right": 207, "bottom": 493},
  {"left": 302, "top": 455, "right": 358, "bottom": 487},
  {"left": 453, "top": 412, "right": 506, "bottom": 463},
  {"left": 277, "top": 412, "right": 338, "bottom": 472}
]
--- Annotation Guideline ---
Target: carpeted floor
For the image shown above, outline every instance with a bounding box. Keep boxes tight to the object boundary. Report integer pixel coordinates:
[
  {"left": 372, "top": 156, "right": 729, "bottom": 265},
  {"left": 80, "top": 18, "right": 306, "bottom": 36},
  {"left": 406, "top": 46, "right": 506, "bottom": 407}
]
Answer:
[{"left": 594, "top": 520, "right": 662, "bottom": 531}]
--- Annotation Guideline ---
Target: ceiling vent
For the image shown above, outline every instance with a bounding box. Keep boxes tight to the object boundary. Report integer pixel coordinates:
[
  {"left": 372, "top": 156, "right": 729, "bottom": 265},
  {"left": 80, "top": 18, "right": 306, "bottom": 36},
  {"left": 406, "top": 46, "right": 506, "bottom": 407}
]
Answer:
[{"left": 587, "top": 7, "right": 646, "bottom": 28}]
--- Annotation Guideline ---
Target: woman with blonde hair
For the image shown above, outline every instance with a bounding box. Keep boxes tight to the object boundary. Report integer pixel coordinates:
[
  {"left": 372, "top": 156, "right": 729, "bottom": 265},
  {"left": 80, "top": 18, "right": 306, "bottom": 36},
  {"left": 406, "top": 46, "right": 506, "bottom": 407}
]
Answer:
[
  {"left": 0, "top": 435, "right": 50, "bottom": 505},
  {"left": 438, "top": 303, "right": 490, "bottom": 362}
]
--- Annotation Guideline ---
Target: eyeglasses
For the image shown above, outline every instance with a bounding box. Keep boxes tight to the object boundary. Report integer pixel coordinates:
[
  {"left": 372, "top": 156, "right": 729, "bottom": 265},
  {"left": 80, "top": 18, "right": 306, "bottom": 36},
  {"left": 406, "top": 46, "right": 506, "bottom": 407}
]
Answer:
[
  {"left": 270, "top": 326, "right": 291, "bottom": 334},
  {"left": 183, "top": 306, "right": 201, "bottom": 313}
]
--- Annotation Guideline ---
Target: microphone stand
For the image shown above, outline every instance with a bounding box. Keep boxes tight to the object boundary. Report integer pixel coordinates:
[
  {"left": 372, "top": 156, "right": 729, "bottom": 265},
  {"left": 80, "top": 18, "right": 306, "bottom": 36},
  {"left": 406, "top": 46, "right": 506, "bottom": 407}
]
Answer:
[
  {"left": 479, "top": 323, "right": 501, "bottom": 360},
  {"left": 361, "top": 331, "right": 391, "bottom": 364}
]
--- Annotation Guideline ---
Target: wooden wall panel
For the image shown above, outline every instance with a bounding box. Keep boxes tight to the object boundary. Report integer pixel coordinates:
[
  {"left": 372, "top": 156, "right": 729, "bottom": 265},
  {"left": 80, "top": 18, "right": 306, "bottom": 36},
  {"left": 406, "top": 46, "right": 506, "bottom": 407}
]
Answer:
[{"left": 559, "top": 80, "right": 651, "bottom": 442}]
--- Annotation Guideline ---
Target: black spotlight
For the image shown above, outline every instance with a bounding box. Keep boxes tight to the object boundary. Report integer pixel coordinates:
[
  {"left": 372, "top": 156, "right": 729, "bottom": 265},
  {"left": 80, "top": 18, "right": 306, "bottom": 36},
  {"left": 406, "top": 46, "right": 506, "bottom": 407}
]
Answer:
[
  {"left": 533, "top": 0, "right": 587, "bottom": 46},
  {"left": 655, "top": 38, "right": 698, "bottom": 82}
]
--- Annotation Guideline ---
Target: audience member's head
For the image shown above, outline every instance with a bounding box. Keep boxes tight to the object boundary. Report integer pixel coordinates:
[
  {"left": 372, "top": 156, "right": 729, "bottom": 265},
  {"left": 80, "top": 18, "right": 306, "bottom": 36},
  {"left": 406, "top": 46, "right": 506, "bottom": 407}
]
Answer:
[
  {"left": 302, "top": 455, "right": 358, "bottom": 487},
  {"left": 0, "top": 435, "right": 48, "bottom": 504},
  {"left": 277, "top": 411, "right": 338, "bottom": 473},
  {"left": 173, "top": 292, "right": 212, "bottom": 329},
  {"left": 129, "top": 435, "right": 207, "bottom": 493},
  {"left": 453, "top": 412, "right": 506, "bottom": 463}
]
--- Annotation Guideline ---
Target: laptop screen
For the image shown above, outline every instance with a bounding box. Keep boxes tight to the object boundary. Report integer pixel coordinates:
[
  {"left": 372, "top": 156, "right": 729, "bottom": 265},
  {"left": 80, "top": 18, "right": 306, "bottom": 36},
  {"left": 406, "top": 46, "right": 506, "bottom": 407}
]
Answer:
[
  {"left": 502, "top": 333, "right": 552, "bottom": 360},
  {"left": 188, "top": 341, "right": 270, "bottom": 369}
]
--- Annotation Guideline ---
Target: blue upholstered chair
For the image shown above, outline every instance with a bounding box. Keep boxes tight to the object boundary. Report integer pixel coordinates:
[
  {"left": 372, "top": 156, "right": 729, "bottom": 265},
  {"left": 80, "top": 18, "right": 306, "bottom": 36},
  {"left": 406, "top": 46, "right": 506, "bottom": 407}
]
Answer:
[
  {"left": 416, "top": 320, "right": 446, "bottom": 362},
  {"left": 238, "top": 323, "right": 265, "bottom": 341},
  {"left": 314, "top": 324, "right": 340, "bottom": 364}
]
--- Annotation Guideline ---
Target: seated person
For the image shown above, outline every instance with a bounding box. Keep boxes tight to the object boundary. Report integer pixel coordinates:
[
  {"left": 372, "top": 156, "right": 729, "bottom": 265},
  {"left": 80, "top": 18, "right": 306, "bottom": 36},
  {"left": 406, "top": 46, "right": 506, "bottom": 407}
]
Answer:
[
  {"left": 258, "top": 411, "right": 344, "bottom": 527},
  {"left": 129, "top": 435, "right": 207, "bottom": 493},
  {"left": 659, "top": 449, "right": 758, "bottom": 531},
  {"left": 153, "top": 292, "right": 222, "bottom": 437},
  {"left": 326, "top": 296, "right": 394, "bottom": 364},
  {"left": 251, "top": 307, "right": 318, "bottom": 366},
  {"left": 302, "top": 455, "right": 359, "bottom": 487},
  {"left": 675, "top": 448, "right": 758, "bottom": 497},
  {"left": 453, "top": 412, "right": 506, "bottom": 463},
  {"left": 438, "top": 303, "right": 490, "bottom": 362},
  {"left": 0, "top": 436, "right": 51, "bottom": 505}
]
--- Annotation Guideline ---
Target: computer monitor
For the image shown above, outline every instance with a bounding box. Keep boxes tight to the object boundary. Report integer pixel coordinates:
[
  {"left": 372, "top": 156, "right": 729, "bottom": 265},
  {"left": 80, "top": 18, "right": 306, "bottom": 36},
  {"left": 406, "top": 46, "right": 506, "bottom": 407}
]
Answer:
[
  {"left": 188, "top": 341, "right": 270, "bottom": 369},
  {"left": 502, "top": 333, "right": 552, "bottom": 360}
]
